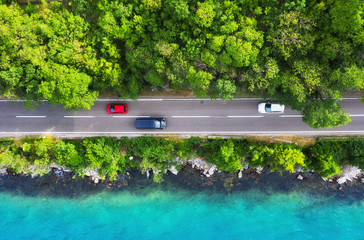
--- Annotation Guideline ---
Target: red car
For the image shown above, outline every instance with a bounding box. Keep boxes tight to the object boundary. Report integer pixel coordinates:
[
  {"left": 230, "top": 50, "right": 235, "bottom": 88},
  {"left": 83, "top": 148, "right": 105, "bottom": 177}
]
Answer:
[{"left": 107, "top": 104, "right": 127, "bottom": 114}]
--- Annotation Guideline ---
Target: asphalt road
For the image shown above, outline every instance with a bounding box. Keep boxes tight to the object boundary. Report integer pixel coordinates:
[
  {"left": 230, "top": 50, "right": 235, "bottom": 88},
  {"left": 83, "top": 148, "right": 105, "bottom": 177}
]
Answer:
[{"left": 1, "top": 98, "right": 364, "bottom": 137}]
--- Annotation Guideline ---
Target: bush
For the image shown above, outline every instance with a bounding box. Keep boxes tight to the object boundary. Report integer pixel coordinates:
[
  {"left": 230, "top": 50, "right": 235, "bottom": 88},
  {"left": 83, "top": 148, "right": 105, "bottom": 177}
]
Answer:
[
  {"left": 200, "top": 138, "right": 244, "bottom": 173},
  {"left": 308, "top": 142, "right": 343, "bottom": 177}
]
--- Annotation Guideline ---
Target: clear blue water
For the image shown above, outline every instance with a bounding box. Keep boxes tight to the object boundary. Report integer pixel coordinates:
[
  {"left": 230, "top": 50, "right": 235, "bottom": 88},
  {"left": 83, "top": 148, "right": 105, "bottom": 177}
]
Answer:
[{"left": 0, "top": 188, "right": 363, "bottom": 240}]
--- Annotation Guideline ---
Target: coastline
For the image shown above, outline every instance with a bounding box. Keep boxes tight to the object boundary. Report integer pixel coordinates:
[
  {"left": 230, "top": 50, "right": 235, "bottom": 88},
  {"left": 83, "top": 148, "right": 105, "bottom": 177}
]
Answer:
[{"left": 1, "top": 163, "right": 364, "bottom": 200}]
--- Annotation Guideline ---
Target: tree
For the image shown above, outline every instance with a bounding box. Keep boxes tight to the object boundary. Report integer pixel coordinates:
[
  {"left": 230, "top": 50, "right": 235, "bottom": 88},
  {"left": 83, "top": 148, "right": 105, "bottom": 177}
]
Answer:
[
  {"left": 267, "top": 11, "right": 315, "bottom": 60},
  {"left": 272, "top": 145, "right": 305, "bottom": 172},
  {"left": 0, "top": 2, "right": 100, "bottom": 110},
  {"left": 54, "top": 141, "right": 83, "bottom": 168},
  {"left": 195, "top": 1, "right": 215, "bottom": 28},
  {"left": 309, "top": 143, "right": 342, "bottom": 177},
  {"left": 186, "top": 67, "right": 213, "bottom": 97},
  {"left": 38, "top": 63, "right": 98, "bottom": 110},
  {"left": 330, "top": 0, "right": 364, "bottom": 36},
  {"left": 202, "top": 139, "right": 243, "bottom": 173},
  {"left": 302, "top": 100, "right": 351, "bottom": 128},
  {"left": 215, "top": 79, "right": 236, "bottom": 100}
]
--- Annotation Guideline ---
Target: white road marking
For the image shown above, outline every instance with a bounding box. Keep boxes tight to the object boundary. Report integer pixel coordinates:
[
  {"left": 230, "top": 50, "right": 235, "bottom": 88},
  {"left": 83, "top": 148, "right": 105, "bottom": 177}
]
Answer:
[
  {"left": 161, "top": 98, "right": 264, "bottom": 101},
  {"left": 113, "top": 116, "right": 151, "bottom": 118},
  {"left": 0, "top": 97, "right": 361, "bottom": 103},
  {"left": 0, "top": 100, "right": 48, "bottom": 102},
  {"left": 227, "top": 116, "right": 263, "bottom": 118},
  {"left": 171, "top": 116, "right": 210, "bottom": 118},
  {"left": 64, "top": 116, "right": 95, "bottom": 118},
  {"left": 350, "top": 114, "right": 364, "bottom": 117},
  {"left": 280, "top": 115, "right": 303, "bottom": 118},
  {"left": 3, "top": 130, "right": 364, "bottom": 135},
  {"left": 97, "top": 99, "right": 163, "bottom": 101},
  {"left": 16, "top": 116, "right": 46, "bottom": 118}
]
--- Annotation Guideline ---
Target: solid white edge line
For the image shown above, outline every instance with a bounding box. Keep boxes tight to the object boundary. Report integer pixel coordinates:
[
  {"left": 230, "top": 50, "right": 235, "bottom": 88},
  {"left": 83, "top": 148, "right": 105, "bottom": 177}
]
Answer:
[
  {"left": 0, "top": 97, "right": 361, "bottom": 102},
  {"left": 0, "top": 100, "right": 48, "bottom": 102},
  {"left": 350, "top": 114, "right": 364, "bottom": 117},
  {"left": 64, "top": 116, "right": 95, "bottom": 118},
  {"left": 16, "top": 116, "right": 46, "bottom": 118},
  {"left": 171, "top": 116, "right": 210, "bottom": 118},
  {"left": 280, "top": 115, "right": 303, "bottom": 118},
  {"left": 4, "top": 130, "right": 364, "bottom": 134}
]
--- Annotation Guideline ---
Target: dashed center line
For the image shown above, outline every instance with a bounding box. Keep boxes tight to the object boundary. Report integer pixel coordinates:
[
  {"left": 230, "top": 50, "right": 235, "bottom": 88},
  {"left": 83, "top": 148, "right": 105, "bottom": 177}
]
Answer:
[
  {"left": 16, "top": 116, "right": 46, "bottom": 118},
  {"left": 227, "top": 116, "right": 263, "bottom": 118},
  {"left": 17, "top": 114, "right": 364, "bottom": 119},
  {"left": 64, "top": 116, "right": 95, "bottom": 118}
]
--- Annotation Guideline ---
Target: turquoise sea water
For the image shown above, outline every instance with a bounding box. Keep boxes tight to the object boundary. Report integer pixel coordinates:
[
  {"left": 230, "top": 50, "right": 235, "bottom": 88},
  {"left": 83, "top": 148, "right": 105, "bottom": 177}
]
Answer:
[{"left": 0, "top": 188, "right": 363, "bottom": 240}]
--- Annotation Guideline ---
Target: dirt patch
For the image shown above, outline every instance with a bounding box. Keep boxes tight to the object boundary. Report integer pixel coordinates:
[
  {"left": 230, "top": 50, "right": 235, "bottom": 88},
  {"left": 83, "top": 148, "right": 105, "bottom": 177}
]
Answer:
[
  {"left": 99, "top": 88, "right": 257, "bottom": 99},
  {"left": 246, "top": 136, "right": 316, "bottom": 147},
  {"left": 140, "top": 89, "right": 195, "bottom": 97}
]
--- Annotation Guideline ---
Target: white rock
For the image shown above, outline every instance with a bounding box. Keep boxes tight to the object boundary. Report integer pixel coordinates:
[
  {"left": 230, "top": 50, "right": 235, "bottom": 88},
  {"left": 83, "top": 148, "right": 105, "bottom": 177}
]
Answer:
[
  {"left": 0, "top": 165, "right": 7, "bottom": 175},
  {"left": 84, "top": 169, "right": 101, "bottom": 183},
  {"left": 208, "top": 166, "right": 215, "bottom": 176},
  {"left": 238, "top": 171, "right": 242, "bottom": 179},
  {"left": 28, "top": 165, "right": 51, "bottom": 177},
  {"left": 129, "top": 156, "right": 134, "bottom": 160},
  {"left": 297, "top": 175, "right": 303, "bottom": 180},
  {"left": 337, "top": 165, "right": 362, "bottom": 185},
  {"left": 256, "top": 166, "right": 263, "bottom": 174},
  {"left": 50, "top": 163, "right": 71, "bottom": 172},
  {"left": 186, "top": 158, "right": 218, "bottom": 177},
  {"left": 146, "top": 170, "right": 150, "bottom": 179},
  {"left": 168, "top": 165, "right": 179, "bottom": 175}
]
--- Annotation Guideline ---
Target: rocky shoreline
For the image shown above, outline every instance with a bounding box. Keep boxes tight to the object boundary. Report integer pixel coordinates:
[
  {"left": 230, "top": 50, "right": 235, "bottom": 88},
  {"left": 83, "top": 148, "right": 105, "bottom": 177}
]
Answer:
[{"left": 1, "top": 161, "right": 364, "bottom": 200}]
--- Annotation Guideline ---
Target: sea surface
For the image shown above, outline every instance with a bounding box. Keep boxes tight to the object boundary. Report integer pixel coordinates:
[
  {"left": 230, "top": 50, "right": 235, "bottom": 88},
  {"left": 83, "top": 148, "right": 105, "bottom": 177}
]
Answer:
[{"left": 0, "top": 186, "right": 363, "bottom": 240}]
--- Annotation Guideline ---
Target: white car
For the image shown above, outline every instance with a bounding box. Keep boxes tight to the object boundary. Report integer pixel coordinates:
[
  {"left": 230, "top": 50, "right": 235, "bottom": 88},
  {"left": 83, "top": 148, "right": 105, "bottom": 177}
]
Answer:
[{"left": 258, "top": 102, "right": 285, "bottom": 114}]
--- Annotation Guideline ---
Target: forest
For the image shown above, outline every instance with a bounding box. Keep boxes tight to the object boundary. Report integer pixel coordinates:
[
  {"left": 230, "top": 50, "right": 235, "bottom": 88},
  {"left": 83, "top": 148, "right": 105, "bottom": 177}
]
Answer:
[
  {"left": 1, "top": 136, "right": 363, "bottom": 183},
  {"left": 0, "top": 0, "right": 363, "bottom": 128}
]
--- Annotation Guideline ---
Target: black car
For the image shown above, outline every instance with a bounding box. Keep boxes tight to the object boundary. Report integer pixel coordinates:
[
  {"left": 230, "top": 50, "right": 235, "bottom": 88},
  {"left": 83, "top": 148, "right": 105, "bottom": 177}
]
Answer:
[{"left": 135, "top": 118, "right": 166, "bottom": 129}]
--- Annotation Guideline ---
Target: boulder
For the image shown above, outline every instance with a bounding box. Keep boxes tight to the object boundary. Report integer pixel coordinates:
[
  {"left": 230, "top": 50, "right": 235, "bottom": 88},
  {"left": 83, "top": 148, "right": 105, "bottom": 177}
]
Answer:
[
  {"left": 337, "top": 165, "right": 362, "bottom": 185},
  {"left": 297, "top": 175, "right": 303, "bottom": 180},
  {"left": 168, "top": 165, "right": 179, "bottom": 175},
  {"left": 256, "top": 166, "right": 263, "bottom": 174}
]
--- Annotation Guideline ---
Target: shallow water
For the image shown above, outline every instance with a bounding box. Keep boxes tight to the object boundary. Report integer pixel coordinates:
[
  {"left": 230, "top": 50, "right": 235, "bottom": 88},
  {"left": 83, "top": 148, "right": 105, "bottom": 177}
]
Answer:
[{"left": 1, "top": 187, "right": 363, "bottom": 240}]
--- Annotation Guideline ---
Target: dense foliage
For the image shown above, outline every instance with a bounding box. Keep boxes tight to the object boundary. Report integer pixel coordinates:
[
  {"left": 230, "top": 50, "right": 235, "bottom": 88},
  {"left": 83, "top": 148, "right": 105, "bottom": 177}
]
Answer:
[
  {"left": 0, "top": 0, "right": 363, "bottom": 127},
  {"left": 2, "top": 136, "right": 364, "bottom": 182}
]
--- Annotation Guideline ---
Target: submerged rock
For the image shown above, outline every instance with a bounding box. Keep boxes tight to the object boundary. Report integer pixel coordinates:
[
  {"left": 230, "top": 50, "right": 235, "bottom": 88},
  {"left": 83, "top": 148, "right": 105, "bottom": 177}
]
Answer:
[{"left": 297, "top": 175, "right": 304, "bottom": 180}]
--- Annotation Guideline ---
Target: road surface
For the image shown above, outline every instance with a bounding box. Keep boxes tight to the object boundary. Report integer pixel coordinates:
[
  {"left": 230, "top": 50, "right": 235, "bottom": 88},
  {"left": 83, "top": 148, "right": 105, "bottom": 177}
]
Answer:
[{"left": 0, "top": 98, "right": 363, "bottom": 137}]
